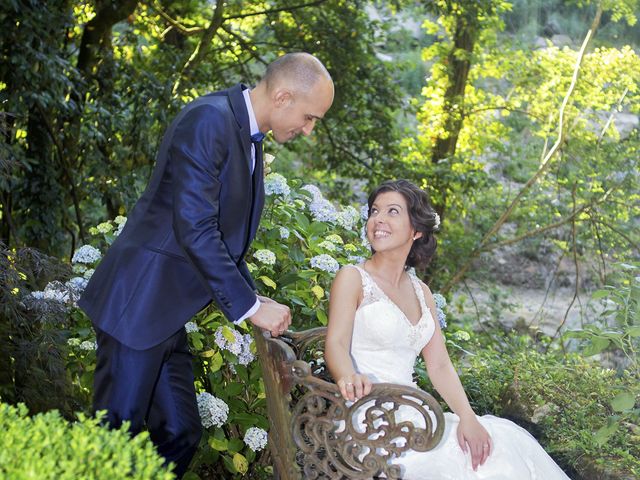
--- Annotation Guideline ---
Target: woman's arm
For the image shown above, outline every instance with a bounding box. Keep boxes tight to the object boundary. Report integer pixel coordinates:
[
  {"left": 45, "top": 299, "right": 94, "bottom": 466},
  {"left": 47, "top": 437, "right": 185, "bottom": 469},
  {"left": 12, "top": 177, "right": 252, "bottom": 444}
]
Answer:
[
  {"left": 325, "top": 266, "right": 372, "bottom": 402},
  {"left": 420, "top": 283, "right": 492, "bottom": 471}
]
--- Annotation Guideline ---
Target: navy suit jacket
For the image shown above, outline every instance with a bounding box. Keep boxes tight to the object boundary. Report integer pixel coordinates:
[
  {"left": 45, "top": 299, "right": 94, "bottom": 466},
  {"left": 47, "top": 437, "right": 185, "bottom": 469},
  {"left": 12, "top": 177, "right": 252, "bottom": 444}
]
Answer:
[{"left": 79, "top": 84, "right": 264, "bottom": 350}]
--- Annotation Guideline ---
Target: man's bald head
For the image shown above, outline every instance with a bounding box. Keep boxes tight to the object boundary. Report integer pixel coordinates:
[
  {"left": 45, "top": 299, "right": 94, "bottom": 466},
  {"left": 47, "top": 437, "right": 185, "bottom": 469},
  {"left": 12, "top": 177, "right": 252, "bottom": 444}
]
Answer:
[
  {"left": 251, "top": 52, "right": 334, "bottom": 143},
  {"left": 261, "top": 52, "right": 333, "bottom": 95}
]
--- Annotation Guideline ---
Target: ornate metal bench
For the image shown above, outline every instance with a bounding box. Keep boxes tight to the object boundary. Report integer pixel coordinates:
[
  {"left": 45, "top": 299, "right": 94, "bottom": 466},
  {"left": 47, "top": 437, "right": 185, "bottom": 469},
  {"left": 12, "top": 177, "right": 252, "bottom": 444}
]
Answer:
[{"left": 253, "top": 326, "right": 445, "bottom": 479}]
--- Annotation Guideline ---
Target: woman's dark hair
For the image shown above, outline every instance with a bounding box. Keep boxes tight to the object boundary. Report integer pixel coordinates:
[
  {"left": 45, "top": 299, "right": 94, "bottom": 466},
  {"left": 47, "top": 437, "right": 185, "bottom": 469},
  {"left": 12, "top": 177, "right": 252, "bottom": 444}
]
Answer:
[{"left": 367, "top": 179, "right": 438, "bottom": 269}]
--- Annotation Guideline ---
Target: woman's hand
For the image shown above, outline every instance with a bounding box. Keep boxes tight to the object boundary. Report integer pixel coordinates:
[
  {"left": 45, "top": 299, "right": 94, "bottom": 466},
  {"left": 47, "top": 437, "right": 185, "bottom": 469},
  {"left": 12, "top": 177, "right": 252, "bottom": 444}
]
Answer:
[
  {"left": 336, "top": 373, "right": 372, "bottom": 402},
  {"left": 456, "top": 414, "right": 492, "bottom": 471}
]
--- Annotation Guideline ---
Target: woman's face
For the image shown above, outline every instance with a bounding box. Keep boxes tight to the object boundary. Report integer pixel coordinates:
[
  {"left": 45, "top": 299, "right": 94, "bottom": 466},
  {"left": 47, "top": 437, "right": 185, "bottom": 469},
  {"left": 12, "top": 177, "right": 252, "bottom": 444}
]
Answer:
[{"left": 367, "top": 191, "right": 421, "bottom": 253}]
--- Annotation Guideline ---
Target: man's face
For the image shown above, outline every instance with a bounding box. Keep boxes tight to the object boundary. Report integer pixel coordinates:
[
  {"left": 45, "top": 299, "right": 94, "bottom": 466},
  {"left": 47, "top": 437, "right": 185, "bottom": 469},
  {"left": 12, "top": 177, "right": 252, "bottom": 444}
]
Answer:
[{"left": 269, "top": 79, "right": 334, "bottom": 144}]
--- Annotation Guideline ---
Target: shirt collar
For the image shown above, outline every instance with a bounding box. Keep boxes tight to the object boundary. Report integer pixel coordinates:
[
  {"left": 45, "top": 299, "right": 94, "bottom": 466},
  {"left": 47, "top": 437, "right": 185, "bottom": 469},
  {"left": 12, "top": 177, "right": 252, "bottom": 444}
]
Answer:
[{"left": 242, "top": 88, "right": 260, "bottom": 137}]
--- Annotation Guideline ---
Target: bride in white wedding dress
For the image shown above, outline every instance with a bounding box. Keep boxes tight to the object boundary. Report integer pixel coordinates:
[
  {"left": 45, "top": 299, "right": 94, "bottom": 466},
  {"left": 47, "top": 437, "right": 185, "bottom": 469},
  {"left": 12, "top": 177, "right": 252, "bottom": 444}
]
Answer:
[{"left": 325, "top": 180, "right": 570, "bottom": 480}]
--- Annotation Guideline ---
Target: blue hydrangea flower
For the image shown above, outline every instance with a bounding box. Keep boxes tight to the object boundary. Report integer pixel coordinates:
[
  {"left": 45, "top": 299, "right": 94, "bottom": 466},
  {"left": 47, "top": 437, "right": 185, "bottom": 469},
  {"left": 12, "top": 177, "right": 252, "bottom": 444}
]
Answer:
[
  {"left": 301, "top": 184, "right": 323, "bottom": 202},
  {"left": 197, "top": 392, "right": 229, "bottom": 428},
  {"left": 244, "top": 427, "right": 268, "bottom": 452},
  {"left": 279, "top": 227, "right": 290, "bottom": 239},
  {"left": 184, "top": 321, "right": 199, "bottom": 333},
  {"left": 264, "top": 173, "right": 290, "bottom": 196},
  {"left": 432, "top": 293, "right": 447, "bottom": 328},
  {"left": 309, "top": 197, "right": 338, "bottom": 223},
  {"left": 72, "top": 245, "right": 102, "bottom": 264},
  {"left": 337, "top": 206, "right": 360, "bottom": 230},
  {"left": 310, "top": 254, "right": 339, "bottom": 273},
  {"left": 432, "top": 293, "right": 447, "bottom": 309},
  {"left": 360, "top": 204, "right": 369, "bottom": 220}
]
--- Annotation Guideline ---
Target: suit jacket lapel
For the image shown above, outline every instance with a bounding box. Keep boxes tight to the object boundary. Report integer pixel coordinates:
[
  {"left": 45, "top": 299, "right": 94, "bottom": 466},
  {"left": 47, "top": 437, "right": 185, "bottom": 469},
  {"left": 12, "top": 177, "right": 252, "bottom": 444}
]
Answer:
[
  {"left": 249, "top": 142, "right": 265, "bottom": 240},
  {"left": 227, "top": 84, "right": 253, "bottom": 171},
  {"left": 227, "top": 84, "right": 265, "bottom": 253}
]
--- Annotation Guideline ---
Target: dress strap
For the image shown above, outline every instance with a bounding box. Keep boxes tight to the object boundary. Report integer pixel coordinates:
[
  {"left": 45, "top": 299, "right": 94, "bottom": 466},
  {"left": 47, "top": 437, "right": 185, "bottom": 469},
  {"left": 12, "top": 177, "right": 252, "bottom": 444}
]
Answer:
[
  {"left": 346, "top": 264, "right": 375, "bottom": 301},
  {"left": 408, "top": 269, "right": 428, "bottom": 313}
]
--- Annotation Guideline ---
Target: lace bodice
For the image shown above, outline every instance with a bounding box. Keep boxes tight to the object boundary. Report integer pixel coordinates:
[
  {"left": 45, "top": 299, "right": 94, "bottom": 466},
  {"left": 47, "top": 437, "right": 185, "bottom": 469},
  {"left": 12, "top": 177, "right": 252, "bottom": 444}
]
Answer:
[{"left": 348, "top": 265, "right": 435, "bottom": 386}]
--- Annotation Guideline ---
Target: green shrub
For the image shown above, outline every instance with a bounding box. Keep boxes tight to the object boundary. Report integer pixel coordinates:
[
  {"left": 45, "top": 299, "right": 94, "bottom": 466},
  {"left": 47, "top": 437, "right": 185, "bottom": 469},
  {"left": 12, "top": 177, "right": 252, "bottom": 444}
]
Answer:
[
  {"left": 0, "top": 403, "right": 174, "bottom": 479},
  {"left": 426, "top": 333, "right": 640, "bottom": 479}
]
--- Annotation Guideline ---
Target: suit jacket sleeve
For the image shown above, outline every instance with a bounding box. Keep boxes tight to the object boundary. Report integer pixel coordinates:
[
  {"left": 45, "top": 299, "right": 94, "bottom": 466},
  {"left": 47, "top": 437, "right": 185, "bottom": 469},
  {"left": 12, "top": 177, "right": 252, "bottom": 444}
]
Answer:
[{"left": 170, "top": 104, "right": 257, "bottom": 321}]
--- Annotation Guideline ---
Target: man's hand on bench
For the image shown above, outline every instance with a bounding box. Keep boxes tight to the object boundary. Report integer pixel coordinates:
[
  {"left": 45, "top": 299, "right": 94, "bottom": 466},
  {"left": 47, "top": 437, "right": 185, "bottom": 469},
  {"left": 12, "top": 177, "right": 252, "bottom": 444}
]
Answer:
[{"left": 250, "top": 298, "right": 291, "bottom": 337}]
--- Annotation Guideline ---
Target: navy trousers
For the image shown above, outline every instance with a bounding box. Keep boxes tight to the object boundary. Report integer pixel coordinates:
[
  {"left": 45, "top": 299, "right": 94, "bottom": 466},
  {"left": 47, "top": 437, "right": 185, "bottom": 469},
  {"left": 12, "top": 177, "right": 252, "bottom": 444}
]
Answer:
[{"left": 93, "top": 327, "right": 202, "bottom": 478}]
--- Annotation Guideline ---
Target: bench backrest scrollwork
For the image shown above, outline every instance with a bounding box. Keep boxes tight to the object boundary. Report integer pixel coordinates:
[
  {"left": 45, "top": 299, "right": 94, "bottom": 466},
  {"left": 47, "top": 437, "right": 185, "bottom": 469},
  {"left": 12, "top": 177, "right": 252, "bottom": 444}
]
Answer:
[{"left": 253, "top": 326, "right": 445, "bottom": 480}]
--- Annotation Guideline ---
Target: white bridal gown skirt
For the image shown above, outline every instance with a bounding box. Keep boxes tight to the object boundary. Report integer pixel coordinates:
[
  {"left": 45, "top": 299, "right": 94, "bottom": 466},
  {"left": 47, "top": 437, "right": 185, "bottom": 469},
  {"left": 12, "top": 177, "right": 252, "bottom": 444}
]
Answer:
[{"left": 388, "top": 412, "right": 570, "bottom": 480}]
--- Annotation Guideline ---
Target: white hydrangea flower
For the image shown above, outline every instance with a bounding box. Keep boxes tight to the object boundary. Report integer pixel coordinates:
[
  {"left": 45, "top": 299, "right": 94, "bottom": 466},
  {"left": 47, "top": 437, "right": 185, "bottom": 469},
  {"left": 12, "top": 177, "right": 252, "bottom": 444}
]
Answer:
[
  {"left": 79, "top": 340, "right": 97, "bottom": 351},
  {"left": 214, "top": 327, "right": 243, "bottom": 355},
  {"left": 318, "top": 241, "right": 337, "bottom": 252},
  {"left": 243, "top": 427, "right": 268, "bottom": 452},
  {"left": 325, "top": 234, "right": 343, "bottom": 245},
  {"left": 264, "top": 173, "right": 290, "bottom": 196},
  {"left": 184, "top": 321, "right": 199, "bottom": 333},
  {"left": 30, "top": 291, "right": 46, "bottom": 300},
  {"left": 83, "top": 268, "right": 95, "bottom": 279},
  {"left": 453, "top": 330, "right": 471, "bottom": 342},
  {"left": 310, "top": 254, "right": 339, "bottom": 274},
  {"left": 197, "top": 392, "right": 229, "bottom": 428},
  {"left": 214, "top": 327, "right": 255, "bottom": 365},
  {"left": 67, "top": 338, "right": 81, "bottom": 347},
  {"left": 115, "top": 221, "right": 126, "bottom": 236},
  {"left": 237, "top": 333, "right": 255, "bottom": 366},
  {"left": 433, "top": 212, "right": 441, "bottom": 230},
  {"left": 96, "top": 222, "right": 114, "bottom": 234},
  {"left": 361, "top": 225, "right": 371, "bottom": 249},
  {"left": 336, "top": 206, "right": 360, "bottom": 231},
  {"left": 279, "top": 227, "right": 290, "bottom": 239},
  {"left": 360, "top": 204, "right": 370, "bottom": 220},
  {"left": 114, "top": 215, "right": 127, "bottom": 225},
  {"left": 42, "top": 282, "right": 70, "bottom": 303},
  {"left": 253, "top": 249, "right": 276, "bottom": 265},
  {"left": 72, "top": 245, "right": 102, "bottom": 264},
  {"left": 72, "top": 263, "right": 87, "bottom": 274}
]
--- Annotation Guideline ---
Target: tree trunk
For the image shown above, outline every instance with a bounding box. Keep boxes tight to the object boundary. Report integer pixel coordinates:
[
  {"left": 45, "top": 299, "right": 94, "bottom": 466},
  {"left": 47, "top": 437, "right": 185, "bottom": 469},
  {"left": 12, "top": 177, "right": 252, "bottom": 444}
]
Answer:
[
  {"left": 59, "top": 0, "right": 139, "bottom": 238},
  {"left": 431, "top": 16, "right": 477, "bottom": 165}
]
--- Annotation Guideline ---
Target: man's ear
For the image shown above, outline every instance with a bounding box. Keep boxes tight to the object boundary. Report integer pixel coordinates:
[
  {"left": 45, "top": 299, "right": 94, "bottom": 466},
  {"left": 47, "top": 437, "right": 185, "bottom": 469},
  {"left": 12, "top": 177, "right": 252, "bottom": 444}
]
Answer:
[{"left": 273, "top": 88, "right": 293, "bottom": 107}]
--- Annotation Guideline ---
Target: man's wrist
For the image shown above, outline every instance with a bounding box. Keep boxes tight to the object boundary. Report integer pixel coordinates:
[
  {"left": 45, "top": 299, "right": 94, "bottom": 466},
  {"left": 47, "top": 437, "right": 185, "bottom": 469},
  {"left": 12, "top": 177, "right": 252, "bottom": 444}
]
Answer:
[{"left": 235, "top": 297, "right": 260, "bottom": 324}]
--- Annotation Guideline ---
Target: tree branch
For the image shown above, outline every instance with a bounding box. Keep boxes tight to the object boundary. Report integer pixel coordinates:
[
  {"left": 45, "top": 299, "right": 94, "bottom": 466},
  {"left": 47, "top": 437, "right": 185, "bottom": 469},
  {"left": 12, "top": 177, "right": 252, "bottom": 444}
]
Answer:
[
  {"left": 320, "top": 122, "right": 382, "bottom": 175},
  {"left": 223, "top": 0, "right": 329, "bottom": 20},
  {"left": 597, "top": 87, "right": 629, "bottom": 144},
  {"left": 172, "top": 0, "right": 225, "bottom": 95},
  {"left": 483, "top": 184, "right": 615, "bottom": 250},
  {"left": 590, "top": 218, "right": 640, "bottom": 252},
  {"left": 551, "top": 185, "right": 581, "bottom": 344},
  {"left": 218, "top": 24, "right": 269, "bottom": 66},
  {"left": 465, "top": 106, "right": 546, "bottom": 124},
  {"left": 151, "top": 1, "right": 205, "bottom": 37}
]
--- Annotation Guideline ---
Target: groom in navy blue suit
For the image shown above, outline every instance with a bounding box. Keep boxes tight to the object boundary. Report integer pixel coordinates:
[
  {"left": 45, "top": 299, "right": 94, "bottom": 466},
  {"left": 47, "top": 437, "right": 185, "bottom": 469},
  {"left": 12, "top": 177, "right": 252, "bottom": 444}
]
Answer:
[{"left": 79, "top": 53, "right": 334, "bottom": 477}]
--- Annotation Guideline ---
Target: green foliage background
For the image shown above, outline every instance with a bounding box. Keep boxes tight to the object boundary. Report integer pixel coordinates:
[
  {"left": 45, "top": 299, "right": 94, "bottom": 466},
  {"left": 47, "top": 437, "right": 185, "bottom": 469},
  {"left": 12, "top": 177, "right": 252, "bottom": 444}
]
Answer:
[{"left": 1, "top": 0, "right": 639, "bottom": 478}]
